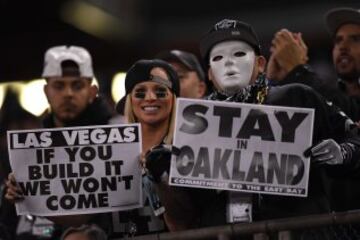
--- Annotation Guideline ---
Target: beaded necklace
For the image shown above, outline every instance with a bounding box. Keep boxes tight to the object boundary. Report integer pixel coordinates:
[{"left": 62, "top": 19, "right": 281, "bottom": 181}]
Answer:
[{"left": 207, "top": 73, "right": 269, "bottom": 104}]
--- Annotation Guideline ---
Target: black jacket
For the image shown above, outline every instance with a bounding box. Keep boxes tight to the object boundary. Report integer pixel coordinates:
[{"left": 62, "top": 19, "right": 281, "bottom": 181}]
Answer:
[
  {"left": 206, "top": 83, "right": 360, "bottom": 220},
  {"left": 0, "top": 96, "right": 113, "bottom": 240},
  {"left": 279, "top": 64, "right": 360, "bottom": 122},
  {"left": 275, "top": 65, "right": 360, "bottom": 213},
  {"left": 42, "top": 97, "right": 113, "bottom": 128},
  {"left": 259, "top": 83, "right": 360, "bottom": 219}
]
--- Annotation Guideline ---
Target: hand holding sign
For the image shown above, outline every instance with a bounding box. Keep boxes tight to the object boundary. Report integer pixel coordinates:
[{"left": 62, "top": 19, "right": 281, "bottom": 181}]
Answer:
[
  {"left": 170, "top": 98, "right": 314, "bottom": 197},
  {"left": 145, "top": 145, "right": 172, "bottom": 183},
  {"left": 7, "top": 124, "right": 143, "bottom": 216},
  {"left": 5, "top": 173, "right": 24, "bottom": 203},
  {"left": 311, "top": 139, "right": 343, "bottom": 165}
]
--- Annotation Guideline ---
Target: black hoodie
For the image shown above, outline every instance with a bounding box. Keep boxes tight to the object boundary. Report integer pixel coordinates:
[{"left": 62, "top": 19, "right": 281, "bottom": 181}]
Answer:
[{"left": 42, "top": 96, "right": 113, "bottom": 128}]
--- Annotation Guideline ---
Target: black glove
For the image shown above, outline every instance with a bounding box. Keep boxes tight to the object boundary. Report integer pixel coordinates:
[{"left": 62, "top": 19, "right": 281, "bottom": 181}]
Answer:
[{"left": 145, "top": 144, "right": 173, "bottom": 183}]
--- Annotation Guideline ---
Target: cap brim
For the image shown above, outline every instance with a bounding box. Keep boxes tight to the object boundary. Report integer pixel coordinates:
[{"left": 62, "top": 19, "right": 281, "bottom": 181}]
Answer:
[
  {"left": 325, "top": 8, "right": 360, "bottom": 34},
  {"left": 156, "top": 51, "right": 193, "bottom": 70}
]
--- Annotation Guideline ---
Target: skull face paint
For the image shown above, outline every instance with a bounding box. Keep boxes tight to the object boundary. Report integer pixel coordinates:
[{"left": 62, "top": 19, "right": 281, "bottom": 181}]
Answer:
[{"left": 209, "top": 41, "right": 255, "bottom": 95}]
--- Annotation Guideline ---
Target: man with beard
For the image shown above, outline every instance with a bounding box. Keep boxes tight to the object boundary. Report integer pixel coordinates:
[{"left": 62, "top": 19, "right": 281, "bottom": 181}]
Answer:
[
  {"left": 267, "top": 7, "right": 360, "bottom": 122},
  {"left": 267, "top": 8, "right": 360, "bottom": 214},
  {"left": 4, "top": 45, "right": 113, "bottom": 239},
  {"left": 41, "top": 45, "right": 112, "bottom": 128},
  {"left": 327, "top": 7, "right": 360, "bottom": 98}
]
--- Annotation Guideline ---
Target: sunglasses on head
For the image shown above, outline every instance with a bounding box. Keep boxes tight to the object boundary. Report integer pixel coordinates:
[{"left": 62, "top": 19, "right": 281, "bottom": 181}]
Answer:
[{"left": 133, "top": 89, "right": 168, "bottom": 99}]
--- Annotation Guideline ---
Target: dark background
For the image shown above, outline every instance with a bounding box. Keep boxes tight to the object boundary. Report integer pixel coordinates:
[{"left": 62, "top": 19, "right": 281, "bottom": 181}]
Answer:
[{"left": 1, "top": 0, "right": 360, "bottom": 91}]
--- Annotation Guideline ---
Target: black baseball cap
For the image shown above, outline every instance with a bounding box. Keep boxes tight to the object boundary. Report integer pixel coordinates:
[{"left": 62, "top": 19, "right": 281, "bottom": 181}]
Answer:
[
  {"left": 200, "top": 19, "right": 261, "bottom": 64},
  {"left": 156, "top": 50, "right": 206, "bottom": 82},
  {"left": 116, "top": 59, "right": 180, "bottom": 113},
  {"left": 325, "top": 7, "right": 360, "bottom": 35}
]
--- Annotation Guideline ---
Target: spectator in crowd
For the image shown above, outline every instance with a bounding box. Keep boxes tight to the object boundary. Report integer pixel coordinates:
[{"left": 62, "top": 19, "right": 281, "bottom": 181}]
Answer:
[
  {"left": 111, "top": 59, "right": 180, "bottom": 236},
  {"left": 267, "top": 7, "right": 360, "bottom": 122},
  {"left": 41, "top": 45, "right": 112, "bottom": 128},
  {"left": 0, "top": 90, "right": 41, "bottom": 181},
  {"left": 326, "top": 7, "right": 360, "bottom": 99},
  {"left": 0, "top": 90, "right": 41, "bottom": 240},
  {"left": 201, "top": 17, "right": 360, "bottom": 220},
  {"left": 61, "top": 224, "right": 107, "bottom": 240},
  {"left": 59, "top": 59, "right": 183, "bottom": 238},
  {"left": 114, "top": 49, "right": 208, "bottom": 121},
  {"left": 267, "top": 7, "right": 360, "bottom": 212},
  {"left": 156, "top": 49, "right": 208, "bottom": 98},
  {"left": 4, "top": 45, "right": 113, "bottom": 239},
  {"left": 145, "top": 19, "right": 360, "bottom": 238},
  {"left": 5, "top": 58, "right": 182, "bottom": 239}
]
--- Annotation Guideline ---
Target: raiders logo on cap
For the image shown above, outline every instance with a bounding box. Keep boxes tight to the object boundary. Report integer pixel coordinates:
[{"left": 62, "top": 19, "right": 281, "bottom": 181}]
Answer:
[{"left": 215, "top": 19, "right": 237, "bottom": 30}]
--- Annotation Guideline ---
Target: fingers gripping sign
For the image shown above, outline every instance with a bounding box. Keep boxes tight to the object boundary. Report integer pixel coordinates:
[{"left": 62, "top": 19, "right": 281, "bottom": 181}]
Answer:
[
  {"left": 5, "top": 172, "right": 25, "bottom": 203},
  {"left": 145, "top": 144, "right": 180, "bottom": 183},
  {"left": 311, "top": 139, "right": 343, "bottom": 165}
]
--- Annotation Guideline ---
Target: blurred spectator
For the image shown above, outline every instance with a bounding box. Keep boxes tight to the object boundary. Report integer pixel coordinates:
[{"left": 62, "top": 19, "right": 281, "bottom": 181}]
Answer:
[
  {"left": 267, "top": 7, "right": 360, "bottom": 213},
  {"left": 0, "top": 89, "right": 41, "bottom": 240},
  {"left": 156, "top": 50, "right": 208, "bottom": 98},
  {"left": 61, "top": 225, "right": 107, "bottom": 240},
  {"left": 325, "top": 7, "right": 360, "bottom": 214},
  {"left": 267, "top": 8, "right": 360, "bottom": 122},
  {"left": 327, "top": 8, "right": 360, "bottom": 98},
  {"left": 0, "top": 89, "right": 41, "bottom": 181}
]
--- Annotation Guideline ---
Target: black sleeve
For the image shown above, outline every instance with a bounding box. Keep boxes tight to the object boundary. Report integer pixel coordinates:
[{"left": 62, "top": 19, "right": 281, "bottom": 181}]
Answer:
[
  {"left": 268, "top": 84, "right": 360, "bottom": 176},
  {"left": 0, "top": 185, "right": 18, "bottom": 240},
  {"left": 280, "top": 64, "right": 360, "bottom": 122},
  {"left": 302, "top": 86, "right": 360, "bottom": 176},
  {"left": 280, "top": 64, "right": 326, "bottom": 91}
]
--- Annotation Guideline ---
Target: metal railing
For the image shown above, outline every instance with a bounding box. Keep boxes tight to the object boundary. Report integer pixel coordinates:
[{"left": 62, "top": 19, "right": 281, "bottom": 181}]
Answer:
[{"left": 130, "top": 210, "right": 360, "bottom": 240}]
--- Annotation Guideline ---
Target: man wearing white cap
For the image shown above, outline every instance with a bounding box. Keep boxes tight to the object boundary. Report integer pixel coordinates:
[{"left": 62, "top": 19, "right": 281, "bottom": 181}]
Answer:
[
  {"left": 3, "top": 45, "right": 113, "bottom": 239},
  {"left": 41, "top": 45, "right": 112, "bottom": 128}
]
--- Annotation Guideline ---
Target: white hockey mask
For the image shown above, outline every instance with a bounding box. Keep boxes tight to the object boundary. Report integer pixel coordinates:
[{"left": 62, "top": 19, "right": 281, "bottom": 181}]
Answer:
[{"left": 209, "top": 40, "right": 255, "bottom": 95}]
